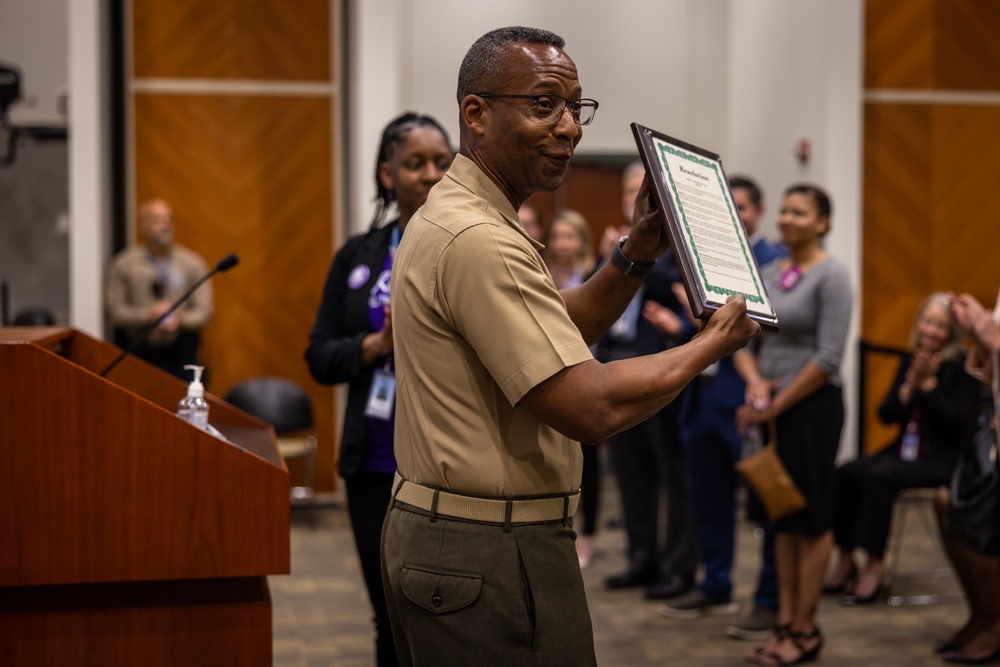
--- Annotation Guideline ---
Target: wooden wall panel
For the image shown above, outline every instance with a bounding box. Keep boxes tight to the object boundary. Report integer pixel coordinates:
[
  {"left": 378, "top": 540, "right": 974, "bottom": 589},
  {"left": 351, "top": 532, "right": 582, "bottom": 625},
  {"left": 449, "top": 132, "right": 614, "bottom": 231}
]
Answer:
[
  {"left": 929, "top": 105, "right": 1000, "bottom": 296},
  {"left": 863, "top": 103, "right": 1000, "bottom": 344},
  {"left": 865, "top": 0, "right": 936, "bottom": 89},
  {"left": 863, "top": 0, "right": 1000, "bottom": 452},
  {"left": 563, "top": 163, "right": 635, "bottom": 248},
  {"left": 129, "top": 3, "right": 339, "bottom": 491},
  {"left": 865, "top": 0, "right": 1000, "bottom": 89},
  {"left": 934, "top": 0, "right": 1000, "bottom": 90},
  {"left": 862, "top": 103, "right": 1000, "bottom": 450},
  {"left": 862, "top": 103, "right": 934, "bottom": 348},
  {"left": 133, "top": 0, "right": 331, "bottom": 80},
  {"left": 525, "top": 159, "right": 634, "bottom": 258}
]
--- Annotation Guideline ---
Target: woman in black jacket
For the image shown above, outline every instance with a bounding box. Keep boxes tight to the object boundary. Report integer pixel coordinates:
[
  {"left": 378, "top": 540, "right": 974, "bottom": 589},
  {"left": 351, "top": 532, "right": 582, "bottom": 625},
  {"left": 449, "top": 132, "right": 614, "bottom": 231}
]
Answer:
[
  {"left": 306, "top": 112, "right": 452, "bottom": 667},
  {"left": 825, "top": 292, "right": 979, "bottom": 604}
]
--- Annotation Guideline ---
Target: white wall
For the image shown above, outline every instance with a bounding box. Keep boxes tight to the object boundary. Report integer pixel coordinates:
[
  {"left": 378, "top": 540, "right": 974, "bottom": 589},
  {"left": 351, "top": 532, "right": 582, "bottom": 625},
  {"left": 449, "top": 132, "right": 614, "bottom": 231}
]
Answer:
[
  {"left": 49, "top": 0, "right": 863, "bottom": 450},
  {"left": 349, "top": 0, "right": 862, "bottom": 238},
  {"left": 726, "top": 0, "right": 864, "bottom": 459},
  {"left": 1, "top": 0, "right": 109, "bottom": 337},
  {"left": 0, "top": 0, "right": 68, "bottom": 125},
  {"left": 345, "top": 0, "right": 406, "bottom": 236},
  {"left": 0, "top": 0, "right": 73, "bottom": 328},
  {"left": 67, "top": 0, "right": 112, "bottom": 337},
  {"left": 402, "top": 0, "right": 732, "bottom": 156},
  {"left": 346, "top": 0, "right": 733, "bottom": 228},
  {"left": 346, "top": 0, "right": 864, "bottom": 455}
]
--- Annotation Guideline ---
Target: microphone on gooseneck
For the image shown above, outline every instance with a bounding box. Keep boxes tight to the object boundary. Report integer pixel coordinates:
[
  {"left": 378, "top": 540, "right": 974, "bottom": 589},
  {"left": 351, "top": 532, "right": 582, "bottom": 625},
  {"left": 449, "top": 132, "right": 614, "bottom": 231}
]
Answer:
[
  {"left": 215, "top": 253, "right": 239, "bottom": 272},
  {"left": 99, "top": 253, "right": 240, "bottom": 378}
]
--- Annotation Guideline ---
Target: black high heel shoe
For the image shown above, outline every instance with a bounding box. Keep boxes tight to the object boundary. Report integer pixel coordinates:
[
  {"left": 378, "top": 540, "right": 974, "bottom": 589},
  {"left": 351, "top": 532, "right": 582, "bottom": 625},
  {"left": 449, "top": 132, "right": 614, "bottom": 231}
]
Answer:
[
  {"left": 746, "top": 624, "right": 790, "bottom": 664},
  {"left": 787, "top": 626, "right": 824, "bottom": 664},
  {"left": 751, "top": 627, "right": 823, "bottom": 666},
  {"left": 822, "top": 563, "right": 858, "bottom": 595},
  {"left": 935, "top": 625, "right": 984, "bottom": 654}
]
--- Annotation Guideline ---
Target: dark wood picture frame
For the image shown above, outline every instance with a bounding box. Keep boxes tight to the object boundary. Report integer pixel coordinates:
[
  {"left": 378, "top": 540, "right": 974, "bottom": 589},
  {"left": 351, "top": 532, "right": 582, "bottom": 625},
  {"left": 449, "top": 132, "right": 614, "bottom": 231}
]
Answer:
[{"left": 631, "top": 122, "right": 779, "bottom": 332}]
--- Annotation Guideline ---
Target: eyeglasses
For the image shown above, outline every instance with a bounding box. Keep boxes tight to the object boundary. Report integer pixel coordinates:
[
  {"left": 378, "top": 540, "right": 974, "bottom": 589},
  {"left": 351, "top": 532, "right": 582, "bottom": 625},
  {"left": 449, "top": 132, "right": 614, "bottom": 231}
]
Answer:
[{"left": 476, "top": 93, "right": 599, "bottom": 126}]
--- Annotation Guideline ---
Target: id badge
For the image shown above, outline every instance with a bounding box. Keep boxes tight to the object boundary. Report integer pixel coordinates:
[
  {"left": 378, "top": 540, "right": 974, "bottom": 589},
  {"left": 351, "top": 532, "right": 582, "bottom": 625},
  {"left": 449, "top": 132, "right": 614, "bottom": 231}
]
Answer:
[
  {"left": 364, "top": 368, "right": 396, "bottom": 420},
  {"left": 900, "top": 431, "right": 919, "bottom": 461}
]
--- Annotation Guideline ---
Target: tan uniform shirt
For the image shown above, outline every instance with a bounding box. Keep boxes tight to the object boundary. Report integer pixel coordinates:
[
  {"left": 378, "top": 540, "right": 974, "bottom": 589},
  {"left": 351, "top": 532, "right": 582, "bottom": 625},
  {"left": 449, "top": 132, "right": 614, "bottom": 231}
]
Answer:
[
  {"left": 391, "top": 154, "right": 594, "bottom": 496},
  {"left": 105, "top": 244, "right": 213, "bottom": 348}
]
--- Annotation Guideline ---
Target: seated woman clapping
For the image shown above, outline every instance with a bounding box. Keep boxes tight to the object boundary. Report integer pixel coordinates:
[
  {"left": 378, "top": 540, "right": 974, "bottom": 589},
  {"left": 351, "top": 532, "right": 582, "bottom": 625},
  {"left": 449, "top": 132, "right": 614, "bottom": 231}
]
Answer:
[{"left": 825, "top": 292, "right": 980, "bottom": 604}]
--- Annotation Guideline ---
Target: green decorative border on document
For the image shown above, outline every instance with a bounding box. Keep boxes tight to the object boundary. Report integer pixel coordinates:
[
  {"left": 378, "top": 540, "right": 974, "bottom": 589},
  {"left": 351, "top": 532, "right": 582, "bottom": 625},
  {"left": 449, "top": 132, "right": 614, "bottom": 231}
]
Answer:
[{"left": 655, "top": 140, "right": 766, "bottom": 305}]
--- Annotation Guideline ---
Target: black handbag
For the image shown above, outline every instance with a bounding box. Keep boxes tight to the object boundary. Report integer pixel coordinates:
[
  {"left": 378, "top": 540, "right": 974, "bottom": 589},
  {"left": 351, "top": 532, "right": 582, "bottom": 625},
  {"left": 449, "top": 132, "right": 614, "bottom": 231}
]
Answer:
[{"left": 948, "top": 392, "right": 999, "bottom": 555}]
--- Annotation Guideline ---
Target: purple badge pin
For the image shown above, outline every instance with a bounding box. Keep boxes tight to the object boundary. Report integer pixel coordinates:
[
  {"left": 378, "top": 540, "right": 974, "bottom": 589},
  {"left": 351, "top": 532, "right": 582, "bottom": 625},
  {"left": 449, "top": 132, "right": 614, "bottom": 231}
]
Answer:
[{"left": 348, "top": 265, "right": 371, "bottom": 289}]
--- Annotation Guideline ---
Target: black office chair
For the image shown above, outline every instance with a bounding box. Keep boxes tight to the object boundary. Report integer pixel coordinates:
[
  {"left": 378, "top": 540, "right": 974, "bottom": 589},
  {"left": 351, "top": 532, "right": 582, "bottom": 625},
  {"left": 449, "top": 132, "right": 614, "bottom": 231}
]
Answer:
[
  {"left": 13, "top": 308, "right": 56, "bottom": 326},
  {"left": 224, "top": 377, "right": 318, "bottom": 510}
]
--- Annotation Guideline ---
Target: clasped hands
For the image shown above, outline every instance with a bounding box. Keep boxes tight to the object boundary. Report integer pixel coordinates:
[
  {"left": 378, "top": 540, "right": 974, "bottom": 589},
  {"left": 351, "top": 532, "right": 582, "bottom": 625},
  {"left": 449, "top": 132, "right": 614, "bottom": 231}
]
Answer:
[
  {"left": 735, "top": 378, "right": 779, "bottom": 431},
  {"left": 150, "top": 300, "right": 180, "bottom": 332},
  {"left": 903, "top": 347, "right": 939, "bottom": 395},
  {"left": 361, "top": 305, "right": 394, "bottom": 365}
]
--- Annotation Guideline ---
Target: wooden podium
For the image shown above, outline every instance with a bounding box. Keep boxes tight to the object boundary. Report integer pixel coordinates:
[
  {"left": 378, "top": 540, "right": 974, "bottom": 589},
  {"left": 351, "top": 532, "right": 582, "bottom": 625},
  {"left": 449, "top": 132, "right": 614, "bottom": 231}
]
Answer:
[{"left": 0, "top": 327, "right": 290, "bottom": 665}]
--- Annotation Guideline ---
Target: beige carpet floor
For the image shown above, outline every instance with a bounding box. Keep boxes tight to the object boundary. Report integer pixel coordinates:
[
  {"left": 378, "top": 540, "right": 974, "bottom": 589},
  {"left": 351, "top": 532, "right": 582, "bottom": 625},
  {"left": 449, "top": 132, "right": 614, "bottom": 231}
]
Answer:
[{"left": 272, "top": 467, "right": 967, "bottom": 666}]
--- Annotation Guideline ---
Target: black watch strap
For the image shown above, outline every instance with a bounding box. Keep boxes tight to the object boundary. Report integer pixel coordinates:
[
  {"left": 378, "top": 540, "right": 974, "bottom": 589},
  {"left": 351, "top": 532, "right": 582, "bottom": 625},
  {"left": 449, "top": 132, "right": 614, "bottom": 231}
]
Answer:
[{"left": 610, "top": 236, "right": 655, "bottom": 277}]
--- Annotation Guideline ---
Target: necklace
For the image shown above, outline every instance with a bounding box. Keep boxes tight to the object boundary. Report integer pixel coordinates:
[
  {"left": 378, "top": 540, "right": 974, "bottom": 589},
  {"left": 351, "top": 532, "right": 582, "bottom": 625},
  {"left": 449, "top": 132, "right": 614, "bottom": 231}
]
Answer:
[{"left": 780, "top": 264, "right": 802, "bottom": 291}]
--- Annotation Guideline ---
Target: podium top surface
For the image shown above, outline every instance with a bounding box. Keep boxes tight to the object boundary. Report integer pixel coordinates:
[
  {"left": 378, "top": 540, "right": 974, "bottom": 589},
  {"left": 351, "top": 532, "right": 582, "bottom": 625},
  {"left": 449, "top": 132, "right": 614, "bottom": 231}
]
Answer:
[{"left": 0, "top": 325, "right": 74, "bottom": 345}]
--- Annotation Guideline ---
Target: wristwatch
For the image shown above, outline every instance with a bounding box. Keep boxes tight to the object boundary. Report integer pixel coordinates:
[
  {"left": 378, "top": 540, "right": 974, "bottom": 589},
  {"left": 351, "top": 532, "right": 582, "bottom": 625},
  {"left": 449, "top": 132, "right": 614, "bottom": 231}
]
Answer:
[{"left": 610, "top": 236, "right": 655, "bottom": 277}]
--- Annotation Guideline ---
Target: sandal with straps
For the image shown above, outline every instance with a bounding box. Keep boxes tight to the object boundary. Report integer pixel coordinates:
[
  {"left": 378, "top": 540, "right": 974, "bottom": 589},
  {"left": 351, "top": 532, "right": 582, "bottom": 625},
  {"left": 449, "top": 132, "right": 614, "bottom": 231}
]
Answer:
[
  {"left": 753, "top": 627, "right": 824, "bottom": 666},
  {"left": 746, "top": 625, "right": 791, "bottom": 664},
  {"left": 789, "top": 626, "right": 823, "bottom": 664},
  {"left": 823, "top": 561, "right": 858, "bottom": 594}
]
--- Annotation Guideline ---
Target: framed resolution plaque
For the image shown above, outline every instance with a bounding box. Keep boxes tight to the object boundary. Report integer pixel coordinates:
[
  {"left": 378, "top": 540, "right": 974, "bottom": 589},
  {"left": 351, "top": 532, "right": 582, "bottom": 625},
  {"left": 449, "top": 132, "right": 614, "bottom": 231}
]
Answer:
[{"left": 631, "top": 123, "right": 779, "bottom": 331}]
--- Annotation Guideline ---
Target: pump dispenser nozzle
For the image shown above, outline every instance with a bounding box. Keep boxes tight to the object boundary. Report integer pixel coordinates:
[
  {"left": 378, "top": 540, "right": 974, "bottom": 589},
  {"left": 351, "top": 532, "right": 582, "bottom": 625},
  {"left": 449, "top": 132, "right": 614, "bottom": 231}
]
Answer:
[{"left": 184, "top": 364, "right": 205, "bottom": 398}]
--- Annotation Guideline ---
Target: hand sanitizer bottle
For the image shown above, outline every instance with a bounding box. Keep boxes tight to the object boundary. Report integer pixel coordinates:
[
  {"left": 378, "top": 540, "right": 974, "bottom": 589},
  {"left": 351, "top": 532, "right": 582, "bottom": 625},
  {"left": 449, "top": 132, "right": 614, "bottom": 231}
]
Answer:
[{"left": 177, "top": 364, "right": 209, "bottom": 430}]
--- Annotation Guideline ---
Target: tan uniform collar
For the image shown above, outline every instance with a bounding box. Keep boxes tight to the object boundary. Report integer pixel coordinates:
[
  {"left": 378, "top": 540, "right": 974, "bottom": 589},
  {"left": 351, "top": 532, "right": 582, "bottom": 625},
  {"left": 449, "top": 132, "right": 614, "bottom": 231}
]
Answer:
[{"left": 445, "top": 154, "right": 544, "bottom": 250}]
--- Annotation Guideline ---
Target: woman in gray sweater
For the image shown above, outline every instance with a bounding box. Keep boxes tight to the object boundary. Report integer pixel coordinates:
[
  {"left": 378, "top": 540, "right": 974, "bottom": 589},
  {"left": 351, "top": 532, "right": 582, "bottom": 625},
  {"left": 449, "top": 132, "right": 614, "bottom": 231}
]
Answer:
[{"left": 735, "top": 184, "right": 853, "bottom": 666}]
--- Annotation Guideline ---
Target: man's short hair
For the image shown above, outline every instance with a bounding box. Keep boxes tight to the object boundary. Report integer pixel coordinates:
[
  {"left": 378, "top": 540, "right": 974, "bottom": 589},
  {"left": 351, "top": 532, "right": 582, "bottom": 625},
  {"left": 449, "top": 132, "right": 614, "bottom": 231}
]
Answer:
[
  {"left": 457, "top": 26, "right": 565, "bottom": 103},
  {"left": 728, "top": 175, "right": 763, "bottom": 206}
]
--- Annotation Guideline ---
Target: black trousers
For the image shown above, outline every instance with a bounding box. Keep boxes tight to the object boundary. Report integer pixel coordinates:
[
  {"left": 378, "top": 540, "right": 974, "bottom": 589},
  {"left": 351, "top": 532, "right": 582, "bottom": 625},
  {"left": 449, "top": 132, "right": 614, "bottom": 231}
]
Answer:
[
  {"left": 346, "top": 470, "right": 399, "bottom": 667},
  {"left": 834, "top": 447, "right": 953, "bottom": 559},
  {"left": 579, "top": 442, "right": 601, "bottom": 535},
  {"left": 609, "top": 401, "right": 697, "bottom": 578}
]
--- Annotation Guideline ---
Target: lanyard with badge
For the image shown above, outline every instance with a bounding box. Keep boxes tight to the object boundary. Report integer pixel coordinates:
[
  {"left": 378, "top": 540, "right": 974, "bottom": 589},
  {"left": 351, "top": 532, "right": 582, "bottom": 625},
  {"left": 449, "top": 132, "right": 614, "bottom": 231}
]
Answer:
[{"left": 364, "top": 225, "right": 400, "bottom": 421}]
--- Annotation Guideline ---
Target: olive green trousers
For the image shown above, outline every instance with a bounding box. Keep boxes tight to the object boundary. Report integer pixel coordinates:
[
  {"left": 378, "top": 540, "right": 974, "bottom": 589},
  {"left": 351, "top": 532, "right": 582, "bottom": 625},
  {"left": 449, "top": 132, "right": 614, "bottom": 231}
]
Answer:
[{"left": 381, "top": 502, "right": 597, "bottom": 666}]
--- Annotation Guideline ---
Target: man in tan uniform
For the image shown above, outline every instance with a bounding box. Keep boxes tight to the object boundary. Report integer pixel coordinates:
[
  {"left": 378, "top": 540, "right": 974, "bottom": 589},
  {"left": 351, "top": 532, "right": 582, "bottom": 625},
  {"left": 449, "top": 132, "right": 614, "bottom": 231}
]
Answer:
[{"left": 382, "top": 26, "right": 759, "bottom": 665}]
